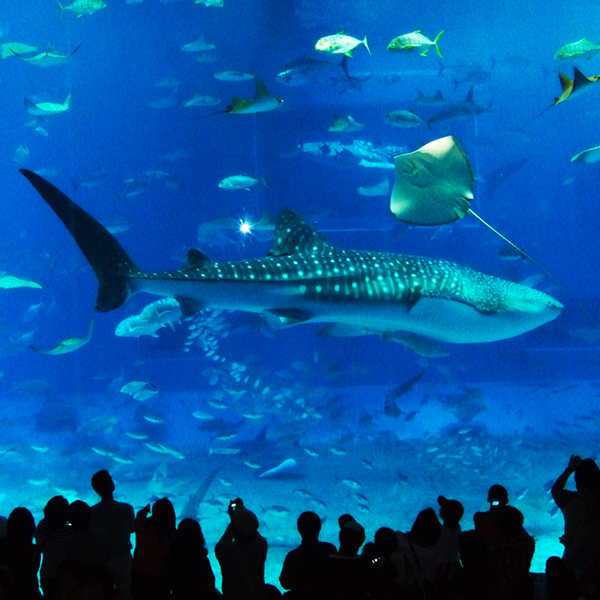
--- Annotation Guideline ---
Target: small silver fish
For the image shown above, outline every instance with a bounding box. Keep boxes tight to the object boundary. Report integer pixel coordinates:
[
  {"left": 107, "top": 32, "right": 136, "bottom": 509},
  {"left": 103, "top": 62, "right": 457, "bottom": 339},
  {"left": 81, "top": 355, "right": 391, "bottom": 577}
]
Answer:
[
  {"left": 218, "top": 175, "right": 267, "bottom": 190},
  {"left": 385, "top": 109, "right": 428, "bottom": 128}
]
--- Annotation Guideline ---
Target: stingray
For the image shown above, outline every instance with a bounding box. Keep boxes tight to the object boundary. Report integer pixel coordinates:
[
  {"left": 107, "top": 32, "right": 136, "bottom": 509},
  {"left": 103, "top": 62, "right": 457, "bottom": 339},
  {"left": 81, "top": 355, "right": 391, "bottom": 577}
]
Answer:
[
  {"left": 225, "top": 78, "right": 283, "bottom": 114},
  {"left": 190, "top": 78, "right": 284, "bottom": 118},
  {"left": 391, "top": 136, "right": 598, "bottom": 325},
  {"left": 30, "top": 318, "right": 94, "bottom": 355},
  {"left": 11, "top": 43, "right": 81, "bottom": 67},
  {"left": 519, "top": 68, "right": 600, "bottom": 130}
]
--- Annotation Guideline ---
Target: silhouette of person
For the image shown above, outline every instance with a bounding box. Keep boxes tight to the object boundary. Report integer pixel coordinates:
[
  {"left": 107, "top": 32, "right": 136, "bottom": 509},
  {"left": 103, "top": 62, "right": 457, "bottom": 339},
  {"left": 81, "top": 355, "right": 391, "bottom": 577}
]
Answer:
[
  {"left": 452, "top": 529, "right": 502, "bottom": 600},
  {"left": 35, "top": 495, "right": 71, "bottom": 600},
  {"left": 279, "top": 511, "right": 336, "bottom": 599},
  {"left": 215, "top": 498, "right": 279, "bottom": 600},
  {"left": 436, "top": 495, "right": 463, "bottom": 593},
  {"left": 170, "top": 518, "right": 218, "bottom": 600},
  {"left": 474, "top": 484, "right": 509, "bottom": 540},
  {"left": 394, "top": 507, "right": 441, "bottom": 596},
  {"left": 545, "top": 556, "right": 579, "bottom": 600},
  {"left": 551, "top": 454, "right": 584, "bottom": 558},
  {"left": 368, "top": 526, "right": 407, "bottom": 600},
  {"left": 61, "top": 500, "right": 110, "bottom": 570},
  {"left": 324, "top": 520, "right": 372, "bottom": 600},
  {"left": 132, "top": 498, "right": 176, "bottom": 600},
  {"left": 487, "top": 505, "right": 535, "bottom": 600},
  {"left": 57, "top": 559, "right": 88, "bottom": 600},
  {"left": 90, "top": 469, "right": 135, "bottom": 600},
  {"left": 567, "top": 461, "right": 600, "bottom": 598},
  {"left": 0, "top": 507, "right": 42, "bottom": 599}
]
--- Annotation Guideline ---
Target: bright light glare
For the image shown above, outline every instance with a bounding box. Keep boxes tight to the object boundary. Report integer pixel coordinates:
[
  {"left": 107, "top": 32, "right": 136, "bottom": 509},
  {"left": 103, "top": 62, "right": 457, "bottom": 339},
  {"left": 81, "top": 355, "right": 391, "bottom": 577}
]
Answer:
[{"left": 239, "top": 220, "right": 252, "bottom": 235}]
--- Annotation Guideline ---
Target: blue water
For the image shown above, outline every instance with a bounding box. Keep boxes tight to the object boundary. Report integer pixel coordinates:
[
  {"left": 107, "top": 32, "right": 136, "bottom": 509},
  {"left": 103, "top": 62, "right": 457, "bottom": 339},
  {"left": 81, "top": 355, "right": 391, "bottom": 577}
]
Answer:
[{"left": 0, "top": 0, "right": 599, "bottom": 584}]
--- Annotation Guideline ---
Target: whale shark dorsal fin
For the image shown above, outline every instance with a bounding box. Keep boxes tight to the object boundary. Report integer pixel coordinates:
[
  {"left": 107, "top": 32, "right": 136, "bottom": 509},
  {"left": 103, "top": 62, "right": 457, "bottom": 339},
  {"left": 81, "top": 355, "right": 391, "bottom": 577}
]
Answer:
[
  {"left": 268, "top": 209, "right": 331, "bottom": 257},
  {"left": 183, "top": 248, "right": 212, "bottom": 270}
]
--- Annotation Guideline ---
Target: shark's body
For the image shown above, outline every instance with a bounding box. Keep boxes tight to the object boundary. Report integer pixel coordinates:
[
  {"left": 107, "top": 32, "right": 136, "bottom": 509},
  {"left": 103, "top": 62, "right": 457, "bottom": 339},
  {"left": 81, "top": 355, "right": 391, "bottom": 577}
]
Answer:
[{"left": 20, "top": 170, "right": 563, "bottom": 344}]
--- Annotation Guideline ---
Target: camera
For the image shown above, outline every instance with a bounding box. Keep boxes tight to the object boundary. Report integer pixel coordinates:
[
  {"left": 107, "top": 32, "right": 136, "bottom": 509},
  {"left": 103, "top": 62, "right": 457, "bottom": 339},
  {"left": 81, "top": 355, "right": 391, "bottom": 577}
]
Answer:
[{"left": 491, "top": 500, "right": 500, "bottom": 506}]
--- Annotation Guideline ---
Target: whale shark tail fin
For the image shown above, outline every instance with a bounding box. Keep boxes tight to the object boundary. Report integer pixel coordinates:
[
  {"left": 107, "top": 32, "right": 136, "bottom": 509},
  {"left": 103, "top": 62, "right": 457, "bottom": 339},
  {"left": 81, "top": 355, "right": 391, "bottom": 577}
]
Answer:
[{"left": 20, "top": 169, "right": 140, "bottom": 312}]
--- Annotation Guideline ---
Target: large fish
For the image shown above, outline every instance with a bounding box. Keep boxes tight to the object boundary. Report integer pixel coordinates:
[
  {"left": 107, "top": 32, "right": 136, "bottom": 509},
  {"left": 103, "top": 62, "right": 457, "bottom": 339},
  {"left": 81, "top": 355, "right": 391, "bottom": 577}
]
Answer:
[{"left": 19, "top": 170, "right": 562, "bottom": 344}]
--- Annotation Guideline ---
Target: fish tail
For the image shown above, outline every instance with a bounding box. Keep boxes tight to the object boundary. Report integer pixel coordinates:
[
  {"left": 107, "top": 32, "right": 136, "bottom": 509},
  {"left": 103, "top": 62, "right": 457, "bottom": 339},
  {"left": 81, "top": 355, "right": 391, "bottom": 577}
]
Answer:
[
  {"left": 363, "top": 36, "right": 371, "bottom": 55},
  {"left": 58, "top": 2, "right": 63, "bottom": 16},
  {"left": 19, "top": 170, "right": 139, "bottom": 312},
  {"left": 434, "top": 30, "right": 444, "bottom": 58}
]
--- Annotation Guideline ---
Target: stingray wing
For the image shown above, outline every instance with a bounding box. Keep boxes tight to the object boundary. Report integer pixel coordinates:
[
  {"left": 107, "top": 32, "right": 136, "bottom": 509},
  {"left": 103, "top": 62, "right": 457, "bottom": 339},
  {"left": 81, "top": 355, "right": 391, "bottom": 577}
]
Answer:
[{"left": 391, "top": 136, "right": 473, "bottom": 225}]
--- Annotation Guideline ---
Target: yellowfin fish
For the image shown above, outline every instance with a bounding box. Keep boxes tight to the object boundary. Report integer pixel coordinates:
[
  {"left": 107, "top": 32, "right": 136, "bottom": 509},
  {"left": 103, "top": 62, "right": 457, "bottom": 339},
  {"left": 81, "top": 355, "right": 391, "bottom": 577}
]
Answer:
[
  {"left": 30, "top": 318, "right": 94, "bottom": 355},
  {"left": 59, "top": 0, "right": 106, "bottom": 17},
  {"left": 387, "top": 30, "right": 444, "bottom": 57},
  {"left": 555, "top": 38, "right": 600, "bottom": 60},
  {"left": 315, "top": 32, "right": 370, "bottom": 57}
]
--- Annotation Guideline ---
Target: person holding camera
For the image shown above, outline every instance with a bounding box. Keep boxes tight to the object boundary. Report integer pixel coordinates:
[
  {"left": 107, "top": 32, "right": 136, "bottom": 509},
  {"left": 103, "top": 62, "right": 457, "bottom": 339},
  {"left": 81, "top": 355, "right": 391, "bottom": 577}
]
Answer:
[
  {"left": 215, "top": 498, "right": 278, "bottom": 600},
  {"left": 473, "top": 484, "right": 509, "bottom": 541}
]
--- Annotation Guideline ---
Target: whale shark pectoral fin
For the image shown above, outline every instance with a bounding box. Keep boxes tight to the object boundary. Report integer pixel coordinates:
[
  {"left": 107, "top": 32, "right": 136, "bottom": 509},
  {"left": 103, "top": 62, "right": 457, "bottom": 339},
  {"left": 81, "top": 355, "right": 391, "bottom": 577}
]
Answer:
[
  {"left": 265, "top": 308, "right": 314, "bottom": 325},
  {"left": 411, "top": 289, "right": 494, "bottom": 315},
  {"left": 174, "top": 296, "right": 203, "bottom": 317}
]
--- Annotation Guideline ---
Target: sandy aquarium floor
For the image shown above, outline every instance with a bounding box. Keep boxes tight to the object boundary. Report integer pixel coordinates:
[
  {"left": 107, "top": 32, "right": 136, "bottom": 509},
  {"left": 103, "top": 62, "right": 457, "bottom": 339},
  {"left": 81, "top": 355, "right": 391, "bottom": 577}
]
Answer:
[{"left": 0, "top": 377, "right": 597, "bottom": 588}]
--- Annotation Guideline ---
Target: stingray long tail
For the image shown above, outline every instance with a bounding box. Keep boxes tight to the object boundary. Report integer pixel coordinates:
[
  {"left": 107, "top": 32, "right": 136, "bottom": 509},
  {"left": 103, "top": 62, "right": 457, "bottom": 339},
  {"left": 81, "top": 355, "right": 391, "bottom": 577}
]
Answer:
[
  {"left": 467, "top": 208, "right": 599, "bottom": 326},
  {"left": 20, "top": 169, "right": 140, "bottom": 312}
]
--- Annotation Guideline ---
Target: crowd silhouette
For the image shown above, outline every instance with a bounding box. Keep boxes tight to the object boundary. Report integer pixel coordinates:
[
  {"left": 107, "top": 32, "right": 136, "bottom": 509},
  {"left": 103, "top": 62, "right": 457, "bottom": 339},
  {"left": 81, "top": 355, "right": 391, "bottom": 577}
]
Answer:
[{"left": 0, "top": 457, "right": 598, "bottom": 600}]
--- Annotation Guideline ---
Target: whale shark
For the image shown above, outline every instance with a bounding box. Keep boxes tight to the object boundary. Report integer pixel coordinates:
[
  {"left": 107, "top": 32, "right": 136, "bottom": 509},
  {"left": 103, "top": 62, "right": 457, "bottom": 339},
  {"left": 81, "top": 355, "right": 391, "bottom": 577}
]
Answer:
[{"left": 19, "top": 169, "right": 563, "bottom": 344}]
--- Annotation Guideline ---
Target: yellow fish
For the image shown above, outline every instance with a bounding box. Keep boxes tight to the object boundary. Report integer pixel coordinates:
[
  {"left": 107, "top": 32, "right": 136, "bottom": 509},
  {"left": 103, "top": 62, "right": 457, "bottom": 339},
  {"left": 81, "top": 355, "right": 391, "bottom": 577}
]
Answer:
[{"left": 315, "top": 32, "right": 370, "bottom": 57}]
